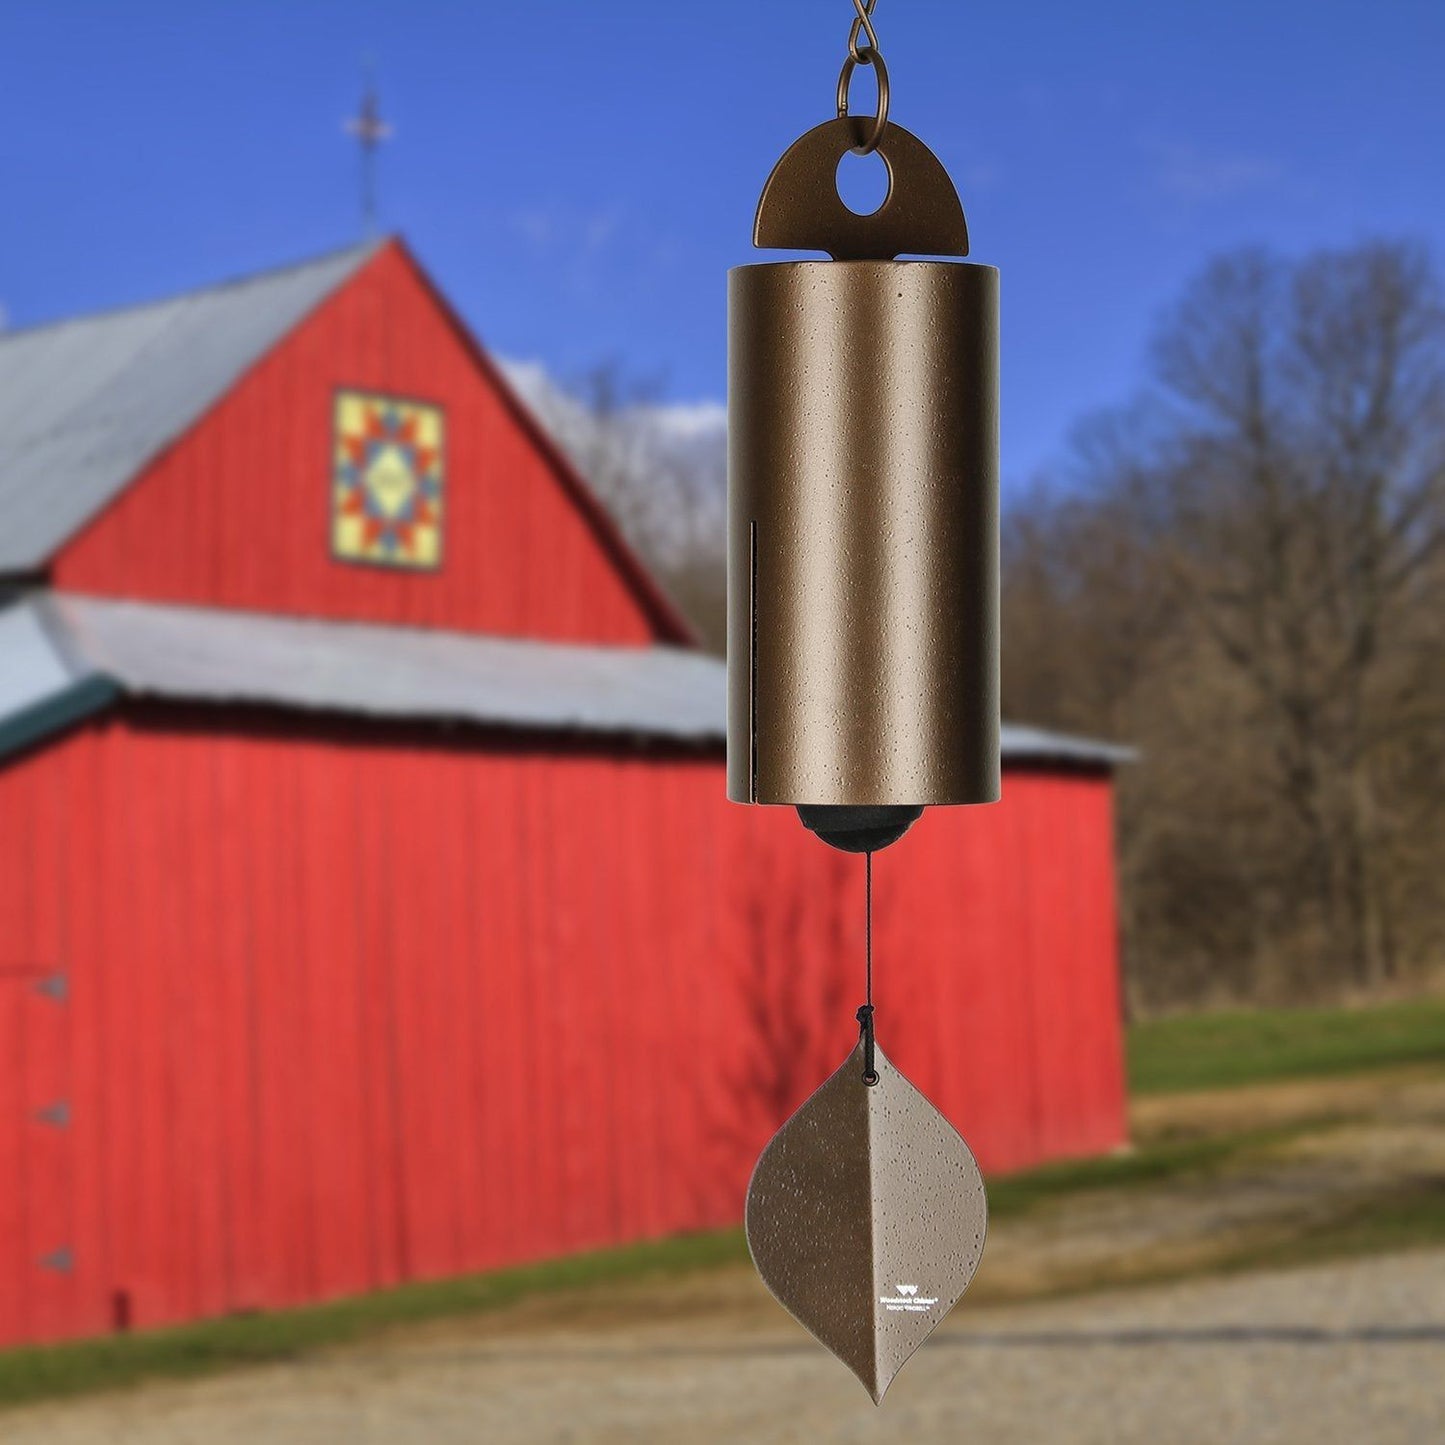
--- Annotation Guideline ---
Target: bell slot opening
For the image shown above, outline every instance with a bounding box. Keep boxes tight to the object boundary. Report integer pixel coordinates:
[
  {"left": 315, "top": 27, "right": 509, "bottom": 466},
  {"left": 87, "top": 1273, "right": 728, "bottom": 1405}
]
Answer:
[{"left": 749, "top": 518, "right": 759, "bottom": 802}]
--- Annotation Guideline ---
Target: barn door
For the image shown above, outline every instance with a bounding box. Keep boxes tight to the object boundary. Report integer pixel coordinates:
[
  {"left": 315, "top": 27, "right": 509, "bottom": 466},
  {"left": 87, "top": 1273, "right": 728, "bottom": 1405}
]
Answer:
[{"left": 0, "top": 968, "right": 74, "bottom": 1346}]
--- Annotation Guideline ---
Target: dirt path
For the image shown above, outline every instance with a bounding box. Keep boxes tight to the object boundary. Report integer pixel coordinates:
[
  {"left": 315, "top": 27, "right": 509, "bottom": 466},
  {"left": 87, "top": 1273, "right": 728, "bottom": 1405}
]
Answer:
[
  {"left": 8, "top": 1250, "right": 1444, "bottom": 1444},
  {"left": 973, "top": 1068, "right": 1445, "bottom": 1299},
  {"left": 6, "top": 1068, "right": 1444, "bottom": 1443}
]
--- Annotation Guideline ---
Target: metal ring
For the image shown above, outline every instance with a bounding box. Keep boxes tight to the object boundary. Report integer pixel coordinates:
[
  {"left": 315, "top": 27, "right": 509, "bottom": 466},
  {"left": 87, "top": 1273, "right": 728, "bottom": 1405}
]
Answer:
[
  {"left": 862, "top": 1070, "right": 880, "bottom": 1087},
  {"left": 836, "top": 47, "right": 890, "bottom": 156}
]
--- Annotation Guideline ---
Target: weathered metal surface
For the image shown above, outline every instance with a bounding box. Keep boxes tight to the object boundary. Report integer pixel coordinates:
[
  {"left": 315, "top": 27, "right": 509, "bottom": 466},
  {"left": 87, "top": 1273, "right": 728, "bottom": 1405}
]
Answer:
[
  {"left": 746, "top": 1039, "right": 988, "bottom": 1403},
  {"left": 752, "top": 118, "right": 969, "bottom": 261},
  {"left": 728, "top": 112, "right": 1000, "bottom": 809},
  {"left": 728, "top": 254, "right": 1001, "bottom": 806}
]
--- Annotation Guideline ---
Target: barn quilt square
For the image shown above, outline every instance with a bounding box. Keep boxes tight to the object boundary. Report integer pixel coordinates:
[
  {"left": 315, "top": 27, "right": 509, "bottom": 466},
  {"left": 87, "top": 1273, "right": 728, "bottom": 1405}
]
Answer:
[{"left": 332, "top": 391, "right": 445, "bottom": 568}]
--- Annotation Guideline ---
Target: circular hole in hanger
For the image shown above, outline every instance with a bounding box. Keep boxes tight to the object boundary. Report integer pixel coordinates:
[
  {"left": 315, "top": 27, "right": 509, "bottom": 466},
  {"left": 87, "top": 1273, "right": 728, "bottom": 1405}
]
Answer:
[{"left": 835, "top": 148, "right": 890, "bottom": 216}]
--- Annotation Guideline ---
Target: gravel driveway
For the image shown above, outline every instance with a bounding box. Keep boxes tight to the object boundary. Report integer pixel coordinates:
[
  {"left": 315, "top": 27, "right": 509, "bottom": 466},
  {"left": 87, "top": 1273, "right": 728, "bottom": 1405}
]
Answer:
[{"left": 8, "top": 1249, "right": 1444, "bottom": 1445}]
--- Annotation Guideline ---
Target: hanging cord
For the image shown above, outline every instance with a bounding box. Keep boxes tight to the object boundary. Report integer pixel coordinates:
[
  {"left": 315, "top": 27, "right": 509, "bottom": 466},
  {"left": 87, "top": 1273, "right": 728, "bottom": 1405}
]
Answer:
[
  {"left": 857, "top": 850, "right": 878, "bottom": 1085},
  {"left": 836, "top": 0, "right": 890, "bottom": 155}
]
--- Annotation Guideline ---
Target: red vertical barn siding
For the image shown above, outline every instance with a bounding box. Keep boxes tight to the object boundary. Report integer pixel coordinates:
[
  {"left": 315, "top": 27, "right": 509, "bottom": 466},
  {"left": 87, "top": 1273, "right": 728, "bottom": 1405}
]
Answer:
[
  {"left": 50, "top": 244, "right": 680, "bottom": 646},
  {"left": 877, "top": 775, "right": 1128, "bottom": 1172},
  {"left": 0, "top": 980, "right": 21, "bottom": 1345},
  {"left": 0, "top": 715, "right": 1125, "bottom": 1347}
]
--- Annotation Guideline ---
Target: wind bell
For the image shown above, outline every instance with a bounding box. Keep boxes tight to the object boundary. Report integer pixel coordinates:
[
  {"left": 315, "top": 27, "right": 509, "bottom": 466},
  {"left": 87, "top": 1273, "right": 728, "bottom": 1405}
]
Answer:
[{"left": 728, "top": 1, "right": 999, "bottom": 1404}]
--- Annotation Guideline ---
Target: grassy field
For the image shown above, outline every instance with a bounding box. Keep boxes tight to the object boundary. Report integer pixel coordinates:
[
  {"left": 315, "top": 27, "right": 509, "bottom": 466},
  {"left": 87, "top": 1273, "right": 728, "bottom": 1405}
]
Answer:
[
  {"left": 0, "top": 1229, "right": 752, "bottom": 1410},
  {"left": 1127, "top": 994, "right": 1445, "bottom": 1094},
  {"left": 1, "top": 993, "right": 1441, "bottom": 1411}
]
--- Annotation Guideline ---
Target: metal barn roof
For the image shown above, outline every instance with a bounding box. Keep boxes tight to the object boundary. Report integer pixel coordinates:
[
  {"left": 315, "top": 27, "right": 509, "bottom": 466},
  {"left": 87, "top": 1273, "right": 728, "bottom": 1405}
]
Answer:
[
  {"left": 990, "top": 723, "right": 1134, "bottom": 767},
  {"left": 0, "top": 593, "right": 1133, "bottom": 767},
  {"left": 0, "top": 594, "right": 727, "bottom": 753},
  {"left": 0, "top": 242, "right": 383, "bottom": 573}
]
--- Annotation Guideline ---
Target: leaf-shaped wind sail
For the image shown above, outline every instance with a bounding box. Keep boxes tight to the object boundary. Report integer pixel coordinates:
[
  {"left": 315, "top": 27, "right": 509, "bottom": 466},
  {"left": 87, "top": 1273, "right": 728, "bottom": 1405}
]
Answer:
[{"left": 745, "top": 1039, "right": 988, "bottom": 1403}]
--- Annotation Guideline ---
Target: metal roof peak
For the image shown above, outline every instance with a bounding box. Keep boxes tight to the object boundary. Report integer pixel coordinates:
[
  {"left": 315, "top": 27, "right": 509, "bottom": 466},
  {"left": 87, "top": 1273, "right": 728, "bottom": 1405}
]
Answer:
[
  {"left": 0, "top": 238, "right": 389, "bottom": 346},
  {"left": 0, "top": 240, "right": 389, "bottom": 573}
]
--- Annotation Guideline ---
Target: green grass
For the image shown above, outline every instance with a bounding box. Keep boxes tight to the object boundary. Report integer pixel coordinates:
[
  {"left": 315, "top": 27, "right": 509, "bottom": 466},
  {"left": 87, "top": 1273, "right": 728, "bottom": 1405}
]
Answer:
[
  {"left": 1128, "top": 995, "right": 1445, "bottom": 1095},
  {"left": 986, "top": 1123, "right": 1314, "bottom": 1218},
  {"left": 0, "top": 1228, "right": 748, "bottom": 1411},
  {"left": 1234, "top": 1178, "right": 1445, "bottom": 1273}
]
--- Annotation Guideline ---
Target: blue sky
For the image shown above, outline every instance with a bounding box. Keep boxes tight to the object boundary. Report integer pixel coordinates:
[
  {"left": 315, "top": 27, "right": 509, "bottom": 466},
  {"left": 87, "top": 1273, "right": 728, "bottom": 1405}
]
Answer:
[{"left": 2, "top": 0, "right": 1441, "bottom": 487}]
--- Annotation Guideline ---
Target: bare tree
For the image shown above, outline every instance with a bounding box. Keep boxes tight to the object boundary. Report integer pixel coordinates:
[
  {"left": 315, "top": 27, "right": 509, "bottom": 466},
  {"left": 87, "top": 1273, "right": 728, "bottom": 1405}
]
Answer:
[
  {"left": 1004, "top": 240, "right": 1445, "bottom": 1008},
  {"left": 1151, "top": 244, "right": 1445, "bottom": 988},
  {"left": 510, "top": 359, "right": 727, "bottom": 650}
]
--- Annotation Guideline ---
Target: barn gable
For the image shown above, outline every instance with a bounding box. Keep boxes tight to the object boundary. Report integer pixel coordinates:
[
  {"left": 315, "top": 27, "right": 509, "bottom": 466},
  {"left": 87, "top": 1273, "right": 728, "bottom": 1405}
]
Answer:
[
  {"left": 0, "top": 243, "right": 383, "bottom": 576},
  {"left": 2, "top": 239, "right": 689, "bottom": 646},
  {"left": 0, "top": 240, "right": 1138, "bottom": 772}
]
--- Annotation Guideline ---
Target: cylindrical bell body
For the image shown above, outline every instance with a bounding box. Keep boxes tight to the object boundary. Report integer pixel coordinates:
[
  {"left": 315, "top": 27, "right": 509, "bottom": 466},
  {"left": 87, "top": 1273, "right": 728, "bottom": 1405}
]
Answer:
[{"left": 728, "top": 259, "right": 1000, "bottom": 806}]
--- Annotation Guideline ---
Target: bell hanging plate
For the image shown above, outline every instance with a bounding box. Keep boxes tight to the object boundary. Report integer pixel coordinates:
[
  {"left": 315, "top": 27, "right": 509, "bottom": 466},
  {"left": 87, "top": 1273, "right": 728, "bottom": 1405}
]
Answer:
[{"left": 745, "top": 1039, "right": 988, "bottom": 1403}]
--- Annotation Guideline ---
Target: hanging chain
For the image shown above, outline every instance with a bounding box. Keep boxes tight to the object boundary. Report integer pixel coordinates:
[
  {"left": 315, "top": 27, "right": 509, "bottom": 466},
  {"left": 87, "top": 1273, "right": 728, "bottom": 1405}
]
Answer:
[
  {"left": 836, "top": 0, "right": 890, "bottom": 156},
  {"left": 846, "top": 0, "right": 880, "bottom": 60},
  {"left": 857, "top": 850, "right": 878, "bottom": 1085}
]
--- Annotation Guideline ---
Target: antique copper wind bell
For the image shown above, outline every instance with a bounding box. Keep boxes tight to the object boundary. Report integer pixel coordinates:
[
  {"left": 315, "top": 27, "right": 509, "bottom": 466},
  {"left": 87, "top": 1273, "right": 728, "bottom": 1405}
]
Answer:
[{"left": 728, "top": 1, "right": 998, "bottom": 1404}]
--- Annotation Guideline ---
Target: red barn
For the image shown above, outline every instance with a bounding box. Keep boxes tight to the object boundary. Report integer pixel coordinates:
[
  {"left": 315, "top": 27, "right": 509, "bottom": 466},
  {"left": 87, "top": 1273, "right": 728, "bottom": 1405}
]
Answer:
[{"left": 0, "top": 239, "right": 1129, "bottom": 1347}]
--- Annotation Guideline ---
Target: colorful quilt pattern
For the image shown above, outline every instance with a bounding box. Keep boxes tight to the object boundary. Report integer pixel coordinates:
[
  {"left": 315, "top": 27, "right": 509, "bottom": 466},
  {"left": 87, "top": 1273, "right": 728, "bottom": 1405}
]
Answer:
[{"left": 332, "top": 391, "right": 444, "bottom": 568}]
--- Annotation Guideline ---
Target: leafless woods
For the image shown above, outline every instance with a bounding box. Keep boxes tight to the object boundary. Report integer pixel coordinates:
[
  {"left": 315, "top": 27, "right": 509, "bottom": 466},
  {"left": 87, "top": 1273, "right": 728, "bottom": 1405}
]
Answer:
[{"left": 1005, "top": 241, "right": 1445, "bottom": 1009}]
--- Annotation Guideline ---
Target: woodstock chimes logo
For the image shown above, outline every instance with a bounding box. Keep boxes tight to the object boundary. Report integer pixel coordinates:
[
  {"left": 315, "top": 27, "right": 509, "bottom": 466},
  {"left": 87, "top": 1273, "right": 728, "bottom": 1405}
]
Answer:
[{"left": 879, "top": 1283, "right": 940, "bottom": 1313}]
